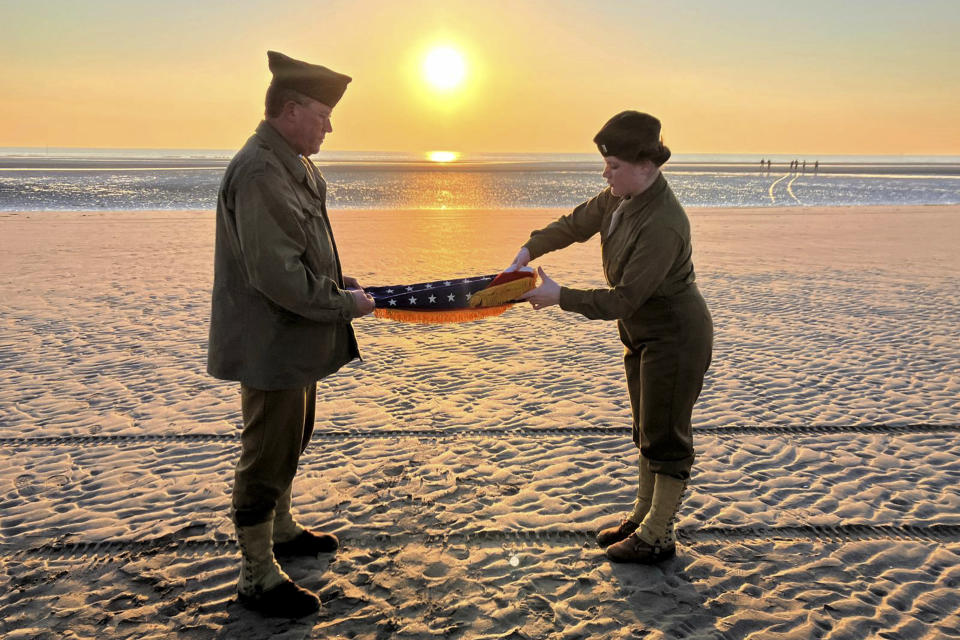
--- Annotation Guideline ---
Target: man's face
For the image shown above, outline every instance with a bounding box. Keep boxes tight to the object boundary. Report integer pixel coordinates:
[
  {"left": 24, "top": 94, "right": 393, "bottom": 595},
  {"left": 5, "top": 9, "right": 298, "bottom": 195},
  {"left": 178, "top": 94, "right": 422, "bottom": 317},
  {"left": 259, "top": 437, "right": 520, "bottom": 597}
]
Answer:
[{"left": 292, "top": 100, "right": 333, "bottom": 156}]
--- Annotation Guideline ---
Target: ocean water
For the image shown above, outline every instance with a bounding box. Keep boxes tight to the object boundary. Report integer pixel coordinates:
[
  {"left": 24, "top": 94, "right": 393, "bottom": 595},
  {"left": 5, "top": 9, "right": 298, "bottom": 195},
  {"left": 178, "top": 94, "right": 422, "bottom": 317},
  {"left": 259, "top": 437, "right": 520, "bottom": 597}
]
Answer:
[{"left": 0, "top": 148, "right": 958, "bottom": 211}]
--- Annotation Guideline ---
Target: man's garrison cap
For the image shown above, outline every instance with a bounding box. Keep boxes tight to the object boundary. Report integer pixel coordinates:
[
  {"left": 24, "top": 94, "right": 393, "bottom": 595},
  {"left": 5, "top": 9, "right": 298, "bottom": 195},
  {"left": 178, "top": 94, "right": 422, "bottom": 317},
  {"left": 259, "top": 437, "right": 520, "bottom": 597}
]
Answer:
[{"left": 267, "top": 50, "right": 351, "bottom": 108}]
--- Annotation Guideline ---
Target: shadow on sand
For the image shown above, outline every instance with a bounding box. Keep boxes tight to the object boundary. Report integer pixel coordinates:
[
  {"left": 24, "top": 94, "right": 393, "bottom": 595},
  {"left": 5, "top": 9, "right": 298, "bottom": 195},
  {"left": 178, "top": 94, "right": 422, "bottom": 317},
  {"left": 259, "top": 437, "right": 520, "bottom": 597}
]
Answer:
[
  {"left": 606, "top": 552, "right": 733, "bottom": 639},
  {"left": 213, "top": 554, "right": 335, "bottom": 640}
]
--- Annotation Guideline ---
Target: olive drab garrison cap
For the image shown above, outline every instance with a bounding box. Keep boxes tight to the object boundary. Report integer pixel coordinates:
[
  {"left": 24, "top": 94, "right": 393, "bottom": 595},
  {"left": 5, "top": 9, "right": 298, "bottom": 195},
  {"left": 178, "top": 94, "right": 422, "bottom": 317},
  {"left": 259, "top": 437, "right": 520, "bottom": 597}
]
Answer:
[
  {"left": 267, "top": 50, "right": 352, "bottom": 108},
  {"left": 594, "top": 111, "right": 672, "bottom": 166}
]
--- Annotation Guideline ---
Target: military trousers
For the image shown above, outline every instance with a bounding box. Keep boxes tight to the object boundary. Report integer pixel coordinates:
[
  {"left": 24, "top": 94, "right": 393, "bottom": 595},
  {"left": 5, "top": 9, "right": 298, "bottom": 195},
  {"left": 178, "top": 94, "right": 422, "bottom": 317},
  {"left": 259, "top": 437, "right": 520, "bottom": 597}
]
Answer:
[
  {"left": 619, "top": 286, "right": 713, "bottom": 480},
  {"left": 232, "top": 382, "right": 317, "bottom": 527}
]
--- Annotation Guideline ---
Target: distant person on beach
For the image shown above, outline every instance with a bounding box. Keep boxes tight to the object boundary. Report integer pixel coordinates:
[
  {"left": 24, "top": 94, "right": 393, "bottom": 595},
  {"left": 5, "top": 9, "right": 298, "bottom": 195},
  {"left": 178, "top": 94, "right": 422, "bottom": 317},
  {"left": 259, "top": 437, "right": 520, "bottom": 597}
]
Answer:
[
  {"left": 207, "top": 50, "right": 375, "bottom": 618},
  {"left": 507, "top": 111, "right": 713, "bottom": 564}
]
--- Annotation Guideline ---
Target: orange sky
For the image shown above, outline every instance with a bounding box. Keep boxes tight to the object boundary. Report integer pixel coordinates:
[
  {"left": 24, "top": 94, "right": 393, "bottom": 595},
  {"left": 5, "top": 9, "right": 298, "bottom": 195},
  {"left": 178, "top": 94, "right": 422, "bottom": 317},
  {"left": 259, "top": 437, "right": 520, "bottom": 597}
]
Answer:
[{"left": 1, "top": 0, "right": 958, "bottom": 154}]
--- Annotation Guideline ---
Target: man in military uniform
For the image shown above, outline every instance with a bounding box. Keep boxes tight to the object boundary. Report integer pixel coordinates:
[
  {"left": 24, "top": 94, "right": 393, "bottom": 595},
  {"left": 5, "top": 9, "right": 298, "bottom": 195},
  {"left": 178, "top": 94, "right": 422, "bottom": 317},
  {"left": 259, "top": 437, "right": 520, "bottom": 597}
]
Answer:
[{"left": 207, "top": 50, "right": 375, "bottom": 618}]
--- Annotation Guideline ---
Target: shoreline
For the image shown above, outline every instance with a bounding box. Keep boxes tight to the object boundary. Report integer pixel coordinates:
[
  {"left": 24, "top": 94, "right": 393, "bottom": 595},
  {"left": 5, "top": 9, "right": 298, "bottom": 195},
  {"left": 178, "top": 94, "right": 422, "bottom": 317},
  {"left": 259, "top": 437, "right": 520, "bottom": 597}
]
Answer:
[
  {"left": 2, "top": 202, "right": 959, "bottom": 216},
  {"left": 3, "top": 156, "right": 960, "bottom": 176}
]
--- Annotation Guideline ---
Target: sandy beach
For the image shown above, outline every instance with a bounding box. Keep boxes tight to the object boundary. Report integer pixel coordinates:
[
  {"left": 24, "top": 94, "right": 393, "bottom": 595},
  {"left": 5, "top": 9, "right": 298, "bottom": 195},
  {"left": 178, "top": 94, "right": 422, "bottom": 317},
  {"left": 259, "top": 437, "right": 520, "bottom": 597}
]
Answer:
[{"left": 1, "top": 205, "right": 958, "bottom": 639}]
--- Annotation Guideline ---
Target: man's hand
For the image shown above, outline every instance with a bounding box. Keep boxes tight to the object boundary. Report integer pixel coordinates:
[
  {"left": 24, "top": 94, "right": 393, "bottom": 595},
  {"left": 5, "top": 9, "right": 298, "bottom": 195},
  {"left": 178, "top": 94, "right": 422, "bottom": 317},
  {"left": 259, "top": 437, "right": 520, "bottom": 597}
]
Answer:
[
  {"left": 343, "top": 275, "right": 362, "bottom": 289},
  {"left": 519, "top": 266, "right": 561, "bottom": 310},
  {"left": 505, "top": 247, "right": 531, "bottom": 273},
  {"left": 348, "top": 288, "right": 376, "bottom": 317}
]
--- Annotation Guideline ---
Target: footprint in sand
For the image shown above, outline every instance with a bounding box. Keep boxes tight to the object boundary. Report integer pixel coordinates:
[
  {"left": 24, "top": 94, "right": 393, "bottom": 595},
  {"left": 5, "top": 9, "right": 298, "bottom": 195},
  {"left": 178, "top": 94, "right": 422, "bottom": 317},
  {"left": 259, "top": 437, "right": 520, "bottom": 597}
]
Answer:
[
  {"left": 14, "top": 474, "right": 35, "bottom": 494},
  {"left": 117, "top": 471, "right": 150, "bottom": 488},
  {"left": 383, "top": 464, "right": 406, "bottom": 477},
  {"left": 15, "top": 473, "right": 69, "bottom": 496},
  {"left": 422, "top": 561, "right": 448, "bottom": 578}
]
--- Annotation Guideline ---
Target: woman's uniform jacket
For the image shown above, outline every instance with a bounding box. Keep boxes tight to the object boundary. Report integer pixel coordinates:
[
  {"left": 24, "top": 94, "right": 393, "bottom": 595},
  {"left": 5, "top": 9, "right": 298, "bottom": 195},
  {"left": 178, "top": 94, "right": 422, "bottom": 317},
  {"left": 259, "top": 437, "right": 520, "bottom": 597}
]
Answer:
[{"left": 523, "top": 173, "right": 712, "bottom": 477}]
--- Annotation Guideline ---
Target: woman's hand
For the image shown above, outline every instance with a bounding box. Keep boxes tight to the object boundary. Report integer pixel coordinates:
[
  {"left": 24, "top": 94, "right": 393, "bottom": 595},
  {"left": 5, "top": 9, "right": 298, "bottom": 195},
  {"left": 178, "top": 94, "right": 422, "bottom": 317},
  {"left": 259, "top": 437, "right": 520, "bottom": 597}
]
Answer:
[
  {"left": 520, "top": 266, "right": 561, "bottom": 310},
  {"left": 505, "top": 247, "right": 531, "bottom": 273}
]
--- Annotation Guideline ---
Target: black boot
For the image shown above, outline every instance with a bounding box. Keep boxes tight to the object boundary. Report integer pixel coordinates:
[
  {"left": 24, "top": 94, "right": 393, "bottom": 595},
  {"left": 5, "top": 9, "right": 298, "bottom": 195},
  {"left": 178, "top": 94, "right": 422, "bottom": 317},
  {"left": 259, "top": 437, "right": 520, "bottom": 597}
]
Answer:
[
  {"left": 274, "top": 529, "right": 340, "bottom": 557},
  {"left": 237, "top": 579, "right": 321, "bottom": 618}
]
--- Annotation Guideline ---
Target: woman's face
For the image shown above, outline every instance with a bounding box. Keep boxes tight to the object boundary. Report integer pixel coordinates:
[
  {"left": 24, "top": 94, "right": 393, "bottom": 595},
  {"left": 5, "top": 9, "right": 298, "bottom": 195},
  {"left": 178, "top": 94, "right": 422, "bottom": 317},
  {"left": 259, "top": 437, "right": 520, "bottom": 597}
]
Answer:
[{"left": 602, "top": 156, "right": 653, "bottom": 197}]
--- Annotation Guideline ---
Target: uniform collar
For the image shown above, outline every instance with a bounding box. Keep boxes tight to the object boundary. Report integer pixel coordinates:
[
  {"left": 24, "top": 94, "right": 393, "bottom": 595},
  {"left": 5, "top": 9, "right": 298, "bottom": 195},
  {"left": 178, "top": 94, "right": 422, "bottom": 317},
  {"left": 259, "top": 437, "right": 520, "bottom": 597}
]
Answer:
[
  {"left": 618, "top": 172, "right": 667, "bottom": 217},
  {"left": 255, "top": 121, "right": 308, "bottom": 184}
]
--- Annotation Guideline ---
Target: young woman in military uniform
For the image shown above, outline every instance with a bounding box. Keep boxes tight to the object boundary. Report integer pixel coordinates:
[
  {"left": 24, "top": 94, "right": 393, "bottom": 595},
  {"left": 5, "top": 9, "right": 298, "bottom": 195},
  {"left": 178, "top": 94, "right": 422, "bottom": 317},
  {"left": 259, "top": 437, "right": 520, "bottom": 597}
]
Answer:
[{"left": 508, "top": 111, "right": 713, "bottom": 564}]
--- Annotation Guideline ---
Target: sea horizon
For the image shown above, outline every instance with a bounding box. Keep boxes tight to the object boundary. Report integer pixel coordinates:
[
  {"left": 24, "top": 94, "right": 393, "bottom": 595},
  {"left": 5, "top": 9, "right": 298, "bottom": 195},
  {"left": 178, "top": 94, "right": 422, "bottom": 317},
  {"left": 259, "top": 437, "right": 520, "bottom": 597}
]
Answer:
[
  {"left": 2, "top": 146, "right": 959, "bottom": 212},
  {"left": 3, "top": 146, "right": 960, "bottom": 166}
]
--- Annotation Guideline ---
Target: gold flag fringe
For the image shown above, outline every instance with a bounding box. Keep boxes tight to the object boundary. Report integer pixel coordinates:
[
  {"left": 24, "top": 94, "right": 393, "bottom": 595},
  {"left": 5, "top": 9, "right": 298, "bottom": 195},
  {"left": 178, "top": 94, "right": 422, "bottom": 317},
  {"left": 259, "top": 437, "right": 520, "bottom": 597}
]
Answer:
[
  {"left": 467, "top": 277, "right": 535, "bottom": 308},
  {"left": 374, "top": 304, "right": 515, "bottom": 324}
]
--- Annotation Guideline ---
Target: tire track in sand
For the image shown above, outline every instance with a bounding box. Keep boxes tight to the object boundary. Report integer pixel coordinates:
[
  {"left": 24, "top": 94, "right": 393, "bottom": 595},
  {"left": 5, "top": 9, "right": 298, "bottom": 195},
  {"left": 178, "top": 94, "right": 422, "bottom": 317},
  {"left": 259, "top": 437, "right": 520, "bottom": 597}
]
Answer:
[
  {"left": 9, "top": 523, "right": 960, "bottom": 561},
  {"left": 2, "top": 422, "right": 959, "bottom": 448},
  {"left": 768, "top": 174, "right": 790, "bottom": 204},
  {"left": 786, "top": 174, "right": 802, "bottom": 203}
]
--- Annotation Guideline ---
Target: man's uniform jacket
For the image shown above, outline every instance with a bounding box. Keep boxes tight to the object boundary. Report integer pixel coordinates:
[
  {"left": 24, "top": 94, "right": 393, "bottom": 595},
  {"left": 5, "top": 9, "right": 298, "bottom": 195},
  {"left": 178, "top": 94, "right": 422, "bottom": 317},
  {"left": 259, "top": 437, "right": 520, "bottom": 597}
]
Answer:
[{"left": 208, "top": 121, "right": 359, "bottom": 390}]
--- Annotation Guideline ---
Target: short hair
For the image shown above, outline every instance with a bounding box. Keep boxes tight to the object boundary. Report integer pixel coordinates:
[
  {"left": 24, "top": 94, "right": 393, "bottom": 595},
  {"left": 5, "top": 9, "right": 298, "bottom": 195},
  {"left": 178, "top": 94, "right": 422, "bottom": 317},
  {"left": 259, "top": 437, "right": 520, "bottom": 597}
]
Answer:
[{"left": 264, "top": 82, "right": 312, "bottom": 119}]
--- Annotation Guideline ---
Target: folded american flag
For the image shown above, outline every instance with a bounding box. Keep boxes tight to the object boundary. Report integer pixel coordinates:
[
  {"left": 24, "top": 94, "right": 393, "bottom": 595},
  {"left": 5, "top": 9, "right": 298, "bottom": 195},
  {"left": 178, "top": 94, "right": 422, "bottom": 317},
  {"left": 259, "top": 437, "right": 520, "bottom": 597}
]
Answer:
[{"left": 365, "top": 268, "right": 535, "bottom": 323}]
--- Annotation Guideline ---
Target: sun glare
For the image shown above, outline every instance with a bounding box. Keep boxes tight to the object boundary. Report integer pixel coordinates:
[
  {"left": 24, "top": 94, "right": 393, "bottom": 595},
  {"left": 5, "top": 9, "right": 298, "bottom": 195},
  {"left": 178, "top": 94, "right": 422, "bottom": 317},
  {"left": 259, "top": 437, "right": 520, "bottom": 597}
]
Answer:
[
  {"left": 423, "top": 47, "right": 466, "bottom": 91},
  {"left": 427, "top": 151, "right": 458, "bottom": 163}
]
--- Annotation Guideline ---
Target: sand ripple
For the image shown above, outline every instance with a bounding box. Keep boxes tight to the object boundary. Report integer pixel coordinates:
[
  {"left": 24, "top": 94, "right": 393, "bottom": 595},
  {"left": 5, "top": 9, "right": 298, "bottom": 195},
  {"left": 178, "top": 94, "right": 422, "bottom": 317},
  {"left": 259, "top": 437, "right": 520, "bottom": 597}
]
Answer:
[
  {"left": 2, "top": 539, "right": 958, "bottom": 639},
  {"left": 1, "top": 208, "right": 958, "bottom": 638}
]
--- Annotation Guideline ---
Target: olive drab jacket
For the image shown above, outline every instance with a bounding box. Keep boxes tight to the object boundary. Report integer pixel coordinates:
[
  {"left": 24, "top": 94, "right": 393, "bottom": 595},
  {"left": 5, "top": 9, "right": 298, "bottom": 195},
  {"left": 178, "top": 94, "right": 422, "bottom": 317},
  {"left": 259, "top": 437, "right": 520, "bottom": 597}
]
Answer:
[
  {"left": 207, "top": 121, "right": 360, "bottom": 390},
  {"left": 523, "top": 173, "right": 697, "bottom": 321}
]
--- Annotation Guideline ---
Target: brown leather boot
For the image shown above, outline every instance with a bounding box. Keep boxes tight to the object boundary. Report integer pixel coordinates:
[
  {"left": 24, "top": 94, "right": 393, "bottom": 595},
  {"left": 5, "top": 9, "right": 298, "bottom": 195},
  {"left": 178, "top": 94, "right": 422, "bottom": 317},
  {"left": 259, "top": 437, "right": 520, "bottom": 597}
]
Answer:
[
  {"left": 596, "top": 518, "right": 640, "bottom": 547},
  {"left": 273, "top": 485, "right": 339, "bottom": 556},
  {"left": 597, "top": 454, "right": 655, "bottom": 547},
  {"left": 605, "top": 473, "right": 686, "bottom": 564},
  {"left": 605, "top": 531, "right": 676, "bottom": 564}
]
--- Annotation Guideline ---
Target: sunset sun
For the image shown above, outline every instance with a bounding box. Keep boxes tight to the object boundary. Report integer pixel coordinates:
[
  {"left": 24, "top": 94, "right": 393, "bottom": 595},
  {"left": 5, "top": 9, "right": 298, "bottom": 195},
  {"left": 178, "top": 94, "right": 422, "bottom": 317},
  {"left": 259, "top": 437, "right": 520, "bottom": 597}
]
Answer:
[
  {"left": 427, "top": 151, "right": 458, "bottom": 162},
  {"left": 423, "top": 46, "right": 466, "bottom": 91}
]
